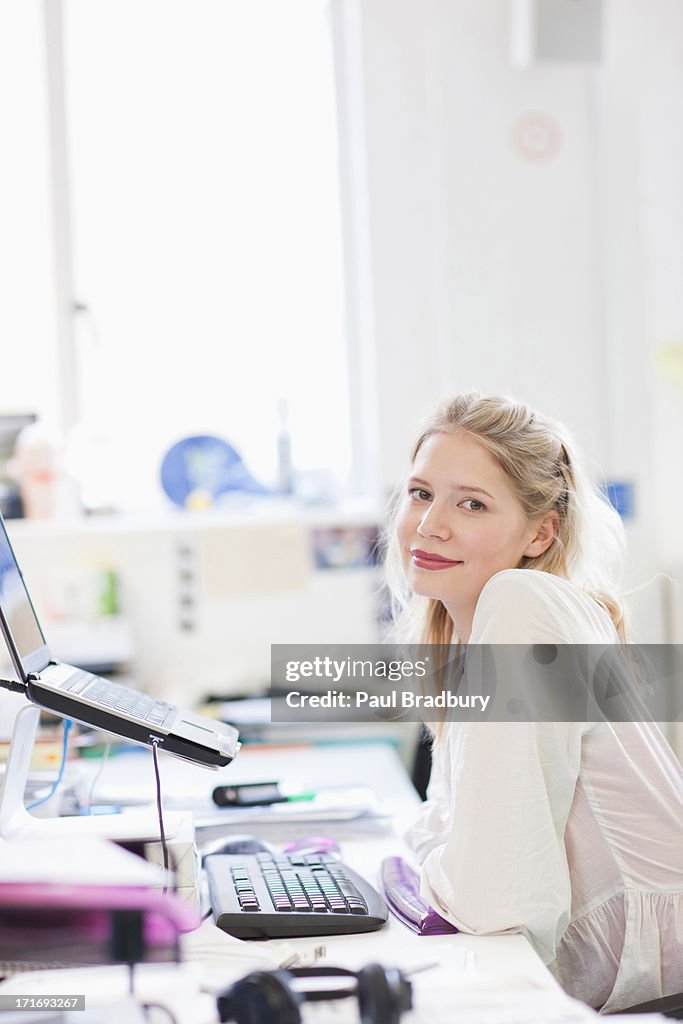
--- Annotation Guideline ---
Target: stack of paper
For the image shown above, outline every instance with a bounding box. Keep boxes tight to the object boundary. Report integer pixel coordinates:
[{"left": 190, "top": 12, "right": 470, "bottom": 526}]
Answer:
[{"left": 182, "top": 786, "right": 391, "bottom": 842}]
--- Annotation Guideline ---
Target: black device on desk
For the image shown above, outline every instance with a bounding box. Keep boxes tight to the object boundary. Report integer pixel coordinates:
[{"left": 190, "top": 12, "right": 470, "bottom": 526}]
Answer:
[
  {"left": 217, "top": 963, "right": 412, "bottom": 1024},
  {"left": 205, "top": 849, "right": 389, "bottom": 938},
  {"left": 0, "top": 512, "right": 239, "bottom": 768}
]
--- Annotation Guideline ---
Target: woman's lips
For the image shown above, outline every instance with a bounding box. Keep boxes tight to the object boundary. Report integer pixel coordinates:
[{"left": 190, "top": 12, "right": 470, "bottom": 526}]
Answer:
[{"left": 410, "top": 549, "right": 463, "bottom": 571}]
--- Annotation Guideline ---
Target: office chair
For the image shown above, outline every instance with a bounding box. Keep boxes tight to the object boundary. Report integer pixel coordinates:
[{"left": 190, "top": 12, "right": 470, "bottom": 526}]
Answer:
[{"left": 411, "top": 725, "right": 432, "bottom": 801}]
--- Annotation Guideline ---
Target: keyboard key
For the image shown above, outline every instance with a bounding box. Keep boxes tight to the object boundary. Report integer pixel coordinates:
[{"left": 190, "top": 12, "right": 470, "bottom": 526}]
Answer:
[{"left": 70, "top": 675, "right": 95, "bottom": 695}]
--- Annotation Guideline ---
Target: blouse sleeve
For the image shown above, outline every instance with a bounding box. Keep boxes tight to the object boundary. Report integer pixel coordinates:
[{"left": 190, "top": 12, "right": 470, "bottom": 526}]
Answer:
[
  {"left": 416, "top": 569, "right": 595, "bottom": 964},
  {"left": 403, "top": 742, "right": 452, "bottom": 864},
  {"left": 419, "top": 719, "right": 584, "bottom": 964}
]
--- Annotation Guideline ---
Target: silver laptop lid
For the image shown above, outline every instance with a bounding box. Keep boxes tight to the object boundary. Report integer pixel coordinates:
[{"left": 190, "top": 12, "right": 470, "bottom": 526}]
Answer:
[{"left": 0, "top": 514, "right": 51, "bottom": 680}]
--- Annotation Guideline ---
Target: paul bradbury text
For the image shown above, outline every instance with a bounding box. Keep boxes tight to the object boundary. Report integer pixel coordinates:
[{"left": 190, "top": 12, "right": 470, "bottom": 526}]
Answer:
[{"left": 284, "top": 690, "right": 491, "bottom": 711}]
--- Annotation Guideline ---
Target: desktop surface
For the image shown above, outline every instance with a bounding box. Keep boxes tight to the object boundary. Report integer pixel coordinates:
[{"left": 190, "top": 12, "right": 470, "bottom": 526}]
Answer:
[{"left": 0, "top": 743, "right": 575, "bottom": 1024}]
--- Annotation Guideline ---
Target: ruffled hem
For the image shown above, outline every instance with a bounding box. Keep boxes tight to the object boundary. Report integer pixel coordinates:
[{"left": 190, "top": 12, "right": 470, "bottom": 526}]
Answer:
[{"left": 548, "top": 888, "right": 683, "bottom": 1013}]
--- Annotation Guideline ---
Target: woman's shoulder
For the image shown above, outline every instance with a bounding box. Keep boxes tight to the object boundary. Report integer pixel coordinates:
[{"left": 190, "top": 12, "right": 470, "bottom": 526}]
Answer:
[
  {"left": 482, "top": 568, "right": 583, "bottom": 601},
  {"left": 470, "top": 569, "right": 618, "bottom": 644}
]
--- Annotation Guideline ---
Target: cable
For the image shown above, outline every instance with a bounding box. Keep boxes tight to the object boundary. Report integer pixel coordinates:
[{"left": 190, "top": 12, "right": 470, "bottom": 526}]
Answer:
[
  {"left": 86, "top": 736, "right": 112, "bottom": 813},
  {"left": 26, "top": 718, "right": 73, "bottom": 811},
  {"left": 149, "top": 737, "right": 169, "bottom": 895},
  {"left": 0, "top": 677, "right": 28, "bottom": 694},
  {"left": 141, "top": 1003, "right": 178, "bottom": 1024}
]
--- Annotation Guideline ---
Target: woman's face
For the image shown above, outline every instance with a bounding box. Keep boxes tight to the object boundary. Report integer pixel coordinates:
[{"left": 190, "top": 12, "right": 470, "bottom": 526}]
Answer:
[{"left": 395, "top": 430, "right": 549, "bottom": 641}]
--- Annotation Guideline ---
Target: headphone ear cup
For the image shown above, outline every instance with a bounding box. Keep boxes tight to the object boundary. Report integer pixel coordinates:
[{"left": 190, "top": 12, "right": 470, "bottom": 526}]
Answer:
[
  {"left": 356, "top": 963, "right": 413, "bottom": 1024},
  {"left": 217, "top": 969, "right": 303, "bottom": 1024}
]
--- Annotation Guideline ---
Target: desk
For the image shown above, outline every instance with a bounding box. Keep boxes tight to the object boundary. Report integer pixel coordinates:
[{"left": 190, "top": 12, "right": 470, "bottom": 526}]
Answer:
[
  {"left": 87, "top": 742, "right": 420, "bottom": 824},
  {"left": 0, "top": 744, "right": 617, "bottom": 1023}
]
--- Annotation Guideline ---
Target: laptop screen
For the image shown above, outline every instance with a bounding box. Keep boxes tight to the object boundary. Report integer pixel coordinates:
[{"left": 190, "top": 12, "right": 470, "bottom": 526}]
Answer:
[{"left": 0, "top": 516, "right": 50, "bottom": 678}]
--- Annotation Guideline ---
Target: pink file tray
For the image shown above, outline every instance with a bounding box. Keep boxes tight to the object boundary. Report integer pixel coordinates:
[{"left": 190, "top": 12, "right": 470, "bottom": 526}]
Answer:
[{"left": 0, "top": 882, "right": 199, "bottom": 963}]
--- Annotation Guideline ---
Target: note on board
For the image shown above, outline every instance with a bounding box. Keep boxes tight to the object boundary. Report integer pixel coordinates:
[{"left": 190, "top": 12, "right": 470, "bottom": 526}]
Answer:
[{"left": 198, "top": 525, "right": 310, "bottom": 597}]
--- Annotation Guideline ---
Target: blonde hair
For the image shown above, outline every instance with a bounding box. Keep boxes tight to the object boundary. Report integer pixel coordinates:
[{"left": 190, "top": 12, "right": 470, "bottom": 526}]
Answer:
[{"left": 385, "top": 392, "right": 628, "bottom": 645}]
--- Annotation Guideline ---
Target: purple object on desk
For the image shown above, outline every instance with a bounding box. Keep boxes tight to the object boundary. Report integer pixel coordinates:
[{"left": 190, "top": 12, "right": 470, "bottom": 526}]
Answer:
[
  {"left": 282, "top": 835, "right": 341, "bottom": 856},
  {"left": 381, "top": 856, "right": 458, "bottom": 936},
  {"left": 0, "top": 882, "right": 199, "bottom": 951}
]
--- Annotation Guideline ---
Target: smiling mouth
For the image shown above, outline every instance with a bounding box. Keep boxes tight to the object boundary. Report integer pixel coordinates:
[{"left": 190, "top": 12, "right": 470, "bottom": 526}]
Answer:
[{"left": 410, "top": 549, "right": 463, "bottom": 571}]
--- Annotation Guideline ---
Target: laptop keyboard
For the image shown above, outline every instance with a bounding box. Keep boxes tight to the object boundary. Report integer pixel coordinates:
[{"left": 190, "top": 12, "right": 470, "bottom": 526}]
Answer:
[{"left": 63, "top": 672, "right": 173, "bottom": 727}]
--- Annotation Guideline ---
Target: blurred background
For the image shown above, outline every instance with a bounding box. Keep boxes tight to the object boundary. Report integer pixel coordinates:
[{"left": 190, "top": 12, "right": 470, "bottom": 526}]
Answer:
[{"left": 1, "top": 0, "right": 682, "bottom": 758}]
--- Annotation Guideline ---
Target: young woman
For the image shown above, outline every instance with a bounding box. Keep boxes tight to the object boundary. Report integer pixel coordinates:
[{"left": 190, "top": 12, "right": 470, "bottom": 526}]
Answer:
[{"left": 386, "top": 392, "right": 683, "bottom": 1014}]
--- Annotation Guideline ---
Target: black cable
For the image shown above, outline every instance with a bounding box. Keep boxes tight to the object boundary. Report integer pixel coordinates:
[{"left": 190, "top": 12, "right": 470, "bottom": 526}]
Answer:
[
  {"left": 142, "top": 1003, "right": 178, "bottom": 1024},
  {"left": 149, "top": 738, "right": 169, "bottom": 895},
  {"left": 0, "top": 677, "right": 27, "bottom": 694}
]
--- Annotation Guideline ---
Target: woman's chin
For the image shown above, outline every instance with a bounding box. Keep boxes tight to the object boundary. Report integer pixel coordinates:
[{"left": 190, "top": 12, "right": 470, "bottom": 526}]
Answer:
[{"left": 407, "top": 574, "right": 449, "bottom": 601}]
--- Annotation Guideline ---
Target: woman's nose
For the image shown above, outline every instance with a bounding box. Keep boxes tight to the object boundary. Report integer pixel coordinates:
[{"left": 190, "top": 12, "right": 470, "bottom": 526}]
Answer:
[{"left": 417, "top": 503, "right": 451, "bottom": 540}]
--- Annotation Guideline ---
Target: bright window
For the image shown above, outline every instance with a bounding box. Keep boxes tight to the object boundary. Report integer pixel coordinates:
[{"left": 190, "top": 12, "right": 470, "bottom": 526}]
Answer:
[
  {"left": 64, "top": 0, "right": 350, "bottom": 508},
  {"left": 0, "top": 2, "right": 58, "bottom": 424}
]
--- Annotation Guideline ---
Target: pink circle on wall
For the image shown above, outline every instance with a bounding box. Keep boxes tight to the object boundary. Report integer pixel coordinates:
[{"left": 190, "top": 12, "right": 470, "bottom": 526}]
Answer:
[{"left": 510, "top": 113, "right": 562, "bottom": 163}]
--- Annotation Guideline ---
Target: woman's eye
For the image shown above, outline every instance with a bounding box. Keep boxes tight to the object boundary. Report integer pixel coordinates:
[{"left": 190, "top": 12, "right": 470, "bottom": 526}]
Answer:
[
  {"left": 462, "top": 498, "right": 486, "bottom": 512},
  {"left": 408, "top": 487, "right": 431, "bottom": 501}
]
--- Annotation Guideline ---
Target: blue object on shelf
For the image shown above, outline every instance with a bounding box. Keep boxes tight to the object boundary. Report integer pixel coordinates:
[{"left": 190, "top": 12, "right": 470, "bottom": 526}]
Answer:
[
  {"left": 603, "top": 480, "right": 635, "bottom": 520},
  {"left": 160, "top": 435, "right": 269, "bottom": 508}
]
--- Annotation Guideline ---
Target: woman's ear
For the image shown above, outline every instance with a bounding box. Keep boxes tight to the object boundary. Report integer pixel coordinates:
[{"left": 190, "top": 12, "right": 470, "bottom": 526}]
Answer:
[{"left": 524, "top": 512, "right": 559, "bottom": 558}]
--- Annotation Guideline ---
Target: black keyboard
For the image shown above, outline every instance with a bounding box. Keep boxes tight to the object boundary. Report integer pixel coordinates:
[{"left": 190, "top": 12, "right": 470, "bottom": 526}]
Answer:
[{"left": 205, "top": 851, "right": 389, "bottom": 938}]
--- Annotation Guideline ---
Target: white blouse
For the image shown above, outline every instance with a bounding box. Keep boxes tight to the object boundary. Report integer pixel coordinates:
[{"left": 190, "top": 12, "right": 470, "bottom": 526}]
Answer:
[{"left": 405, "top": 569, "right": 683, "bottom": 1014}]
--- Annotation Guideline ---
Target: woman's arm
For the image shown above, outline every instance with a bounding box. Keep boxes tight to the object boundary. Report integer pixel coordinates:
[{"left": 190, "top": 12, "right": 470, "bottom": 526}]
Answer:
[
  {"left": 414, "top": 569, "right": 605, "bottom": 962},
  {"left": 420, "top": 719, "right": 584, "bottom": 964},
  {"left": 404, "top": 740, "right": 452, "bottom": 863}
]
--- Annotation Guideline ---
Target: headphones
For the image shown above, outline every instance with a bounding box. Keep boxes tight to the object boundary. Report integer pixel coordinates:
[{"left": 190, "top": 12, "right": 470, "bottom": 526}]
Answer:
[{"left": 217, "top": 963, "right": 413, "bottom": 1024}]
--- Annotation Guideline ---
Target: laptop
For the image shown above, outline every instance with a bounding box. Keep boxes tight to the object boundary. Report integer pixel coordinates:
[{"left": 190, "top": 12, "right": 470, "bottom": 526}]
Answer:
[{"left": 0, "top": 513, "right": 240, "bottom": 769}]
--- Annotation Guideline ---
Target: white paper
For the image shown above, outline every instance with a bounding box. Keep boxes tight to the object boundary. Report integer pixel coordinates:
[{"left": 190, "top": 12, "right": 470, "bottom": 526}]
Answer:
[{"left": 0, "top": 834, "right": 164, "bottom": 886}]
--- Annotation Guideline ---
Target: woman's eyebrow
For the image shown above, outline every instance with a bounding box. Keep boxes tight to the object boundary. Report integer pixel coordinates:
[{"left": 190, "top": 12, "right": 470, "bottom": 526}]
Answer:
[
  {"left": 408, "top": 476, "right": 495, "bottom": 500},
  {"left": 453, "top": 485, "right": 495, "bottom": 499}
]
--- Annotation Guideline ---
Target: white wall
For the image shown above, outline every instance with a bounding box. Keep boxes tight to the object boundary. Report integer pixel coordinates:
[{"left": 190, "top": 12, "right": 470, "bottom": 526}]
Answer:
[
  {"left": 337, "top": 0, "right": 683, "bottom": 648},
  {"left": 627, "top": 1, "right": 683, "bottom": 563},
  {"left": 348, "top": 0, "right": 607, "bottom": 483}
]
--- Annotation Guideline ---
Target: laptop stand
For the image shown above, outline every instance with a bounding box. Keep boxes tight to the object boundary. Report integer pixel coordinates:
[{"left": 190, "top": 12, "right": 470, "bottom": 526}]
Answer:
[{"left": 0, "top": 704, "right": 181, "bottom": 841}]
